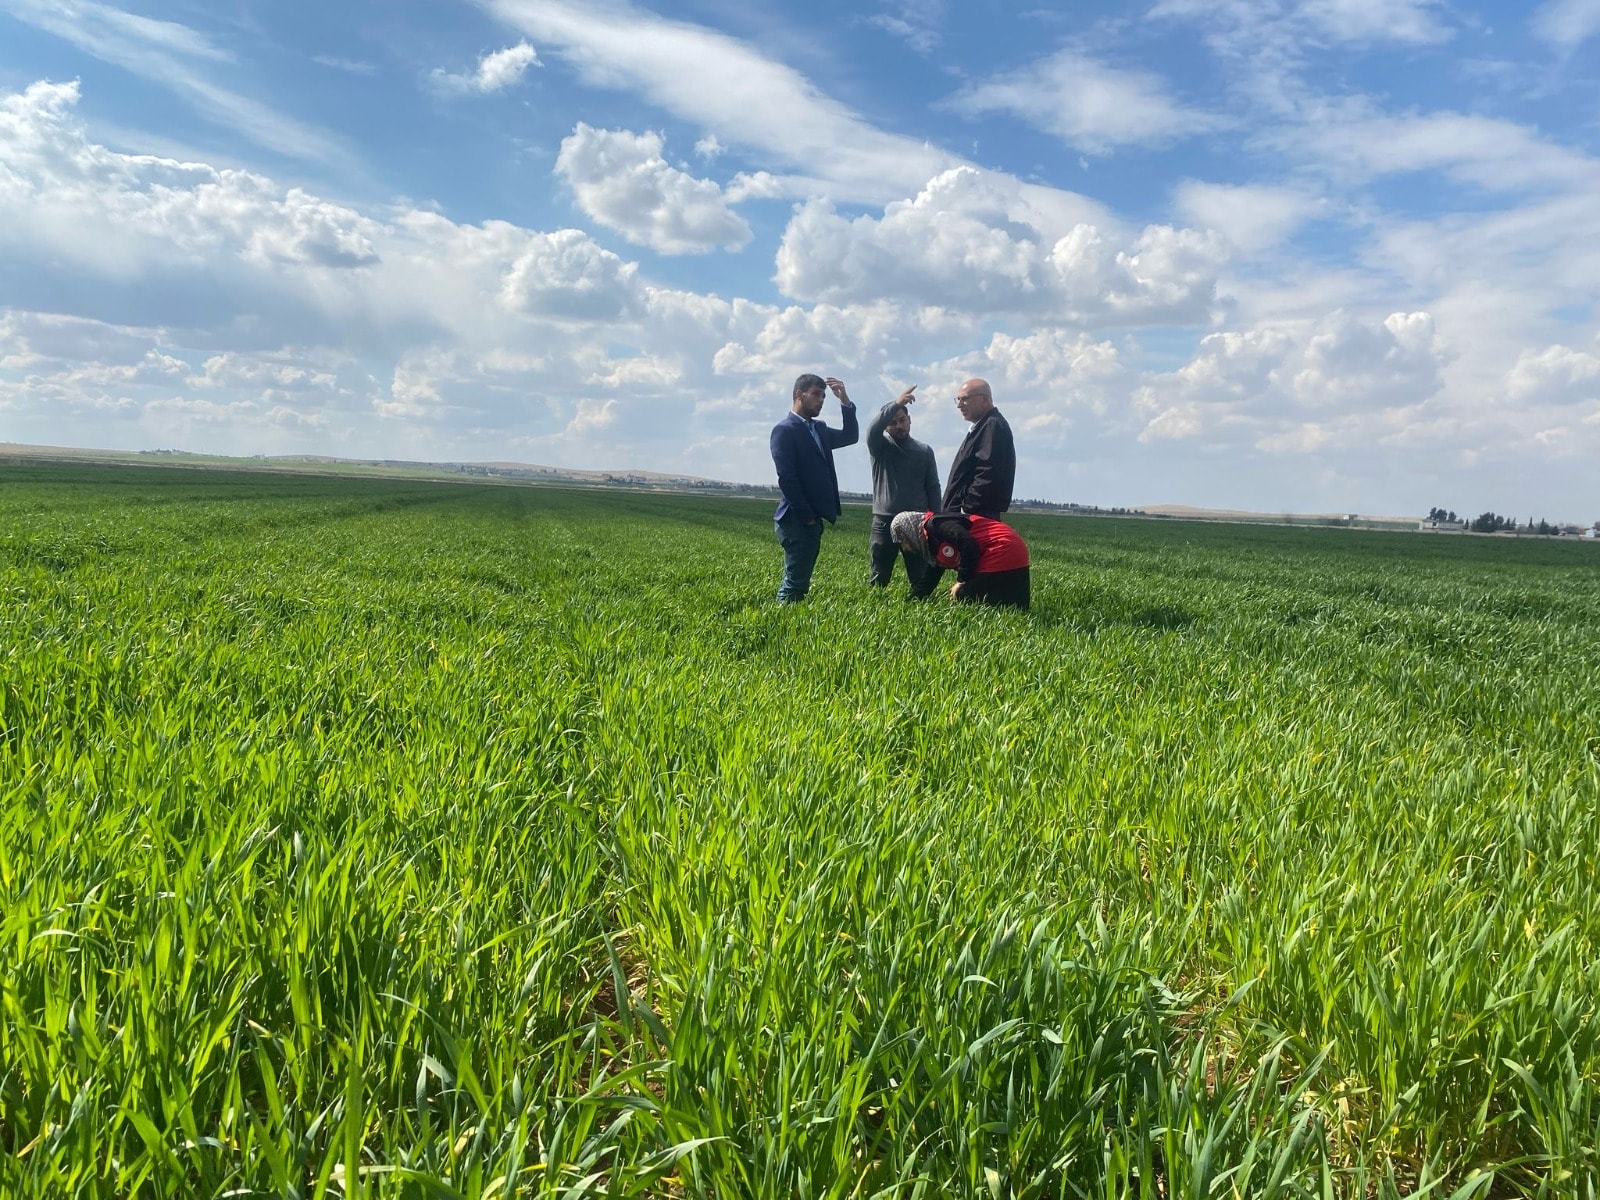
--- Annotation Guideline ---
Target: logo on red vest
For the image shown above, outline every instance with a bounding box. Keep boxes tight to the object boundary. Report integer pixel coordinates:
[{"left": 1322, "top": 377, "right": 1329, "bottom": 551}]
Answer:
[{"left": 937, "top": 544, "right": 958, "bottom": 563}]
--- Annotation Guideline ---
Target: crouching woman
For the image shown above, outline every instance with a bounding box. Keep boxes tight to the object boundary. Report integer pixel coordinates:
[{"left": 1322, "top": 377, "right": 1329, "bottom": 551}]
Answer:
[{"left": 889, "top": 510, "right": 1030, "bottom": 610}]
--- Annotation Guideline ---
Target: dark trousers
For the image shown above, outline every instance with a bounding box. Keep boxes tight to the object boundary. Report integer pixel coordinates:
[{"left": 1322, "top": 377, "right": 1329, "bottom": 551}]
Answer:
[
  {"left": 957, "top": 567, "right": 1030, "bottom": 609},
  {"left": 775, "top": 513, "right": 825, "bottom": 602},
  {"left": 868, "top": 513, "right": 932, "bottom": 590}
]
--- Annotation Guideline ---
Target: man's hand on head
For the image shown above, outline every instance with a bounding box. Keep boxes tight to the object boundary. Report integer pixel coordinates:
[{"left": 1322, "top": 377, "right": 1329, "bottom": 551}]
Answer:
[{"left": 825, "top": 377, "right": 852, "bottom": 406}]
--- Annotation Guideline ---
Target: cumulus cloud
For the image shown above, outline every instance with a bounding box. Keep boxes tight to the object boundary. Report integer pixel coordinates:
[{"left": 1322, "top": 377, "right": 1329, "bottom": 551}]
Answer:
[
  {"left": 0, "top": 79, "right": 682, "bottom": 454},
  {"left": 498, "top": 228, "right": 646, "bottom": 319},
  {"left": 555, "top": 124, "right": 752, "bottom": 254},
  {"left": 433, "top": 41, "right": 542, "bottom": 93},
  {"left": 192, "top": 352, "right": 340, "bottom": 392},
  {"left": 478, "top": 42, "right": 541, "bottom": 89},
  {"left": 775, "top": 168, "right": 1227, "bottom": 324},
  {"left": 567, "top": 398, "right": 617, "bottom": 433},
  {"left": 1133, "top": 310, "right": 1448, "bottom": 449},
  {"left": 949, "top": 50, "right": 1225, "bottom": 154},
  {"left": 711, "top": 301, "right": 976, "bottom": 382},
  {"left": 1503, "top": 344, "right": 1600, "bottom": 404},
  {"left": 0, "top": 81, "right": 381, "bottom": 279}
]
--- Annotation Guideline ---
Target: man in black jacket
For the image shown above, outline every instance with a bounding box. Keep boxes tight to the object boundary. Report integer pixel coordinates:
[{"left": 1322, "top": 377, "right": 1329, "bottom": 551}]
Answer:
[{"left": 941, "top": 378, "right": 1014, "bottom": 518}]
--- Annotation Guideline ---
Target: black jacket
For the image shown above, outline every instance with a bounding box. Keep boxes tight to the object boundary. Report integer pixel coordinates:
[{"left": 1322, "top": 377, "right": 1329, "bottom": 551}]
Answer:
[{"left": 941, "top": 408, "right": 1014, "bottom": 517}]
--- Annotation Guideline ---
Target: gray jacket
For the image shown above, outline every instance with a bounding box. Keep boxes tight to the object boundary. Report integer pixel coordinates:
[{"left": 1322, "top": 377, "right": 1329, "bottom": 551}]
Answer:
[{"left": 867, "top": 401, "right": 940, "bottom": 516}]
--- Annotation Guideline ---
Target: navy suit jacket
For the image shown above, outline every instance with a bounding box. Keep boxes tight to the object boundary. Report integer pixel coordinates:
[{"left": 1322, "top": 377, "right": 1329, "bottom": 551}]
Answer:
[{"left": 770, "top": 405, "right": 859, "bottom": 523}]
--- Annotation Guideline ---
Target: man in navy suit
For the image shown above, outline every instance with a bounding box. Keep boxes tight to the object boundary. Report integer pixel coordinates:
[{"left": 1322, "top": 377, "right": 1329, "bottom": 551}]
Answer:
[{"left": 770, "top": 373, "right": 858, "bottom": 602}]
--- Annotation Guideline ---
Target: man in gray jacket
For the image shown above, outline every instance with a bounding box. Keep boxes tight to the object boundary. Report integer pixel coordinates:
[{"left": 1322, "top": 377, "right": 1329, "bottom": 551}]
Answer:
[{"left": 866, "top": 386, "right": 941, "bottom": 589}]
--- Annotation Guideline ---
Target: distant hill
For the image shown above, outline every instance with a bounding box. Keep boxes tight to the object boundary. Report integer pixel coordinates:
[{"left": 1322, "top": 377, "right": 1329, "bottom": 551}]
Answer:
[{"left": 3, "top": 441, "right": 1418, "bottom": 525}]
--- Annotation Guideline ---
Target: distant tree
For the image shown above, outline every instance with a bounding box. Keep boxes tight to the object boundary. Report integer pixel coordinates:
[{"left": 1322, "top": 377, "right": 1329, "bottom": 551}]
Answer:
[{"left": 1471, "top": 511, "right": 1511, "bottom": 533}]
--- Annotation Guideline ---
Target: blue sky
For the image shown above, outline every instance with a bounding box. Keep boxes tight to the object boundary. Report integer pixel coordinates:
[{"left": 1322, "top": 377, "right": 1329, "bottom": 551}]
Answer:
[{"left": 2, "top": 0, "right": 1598, "bottom": 520}]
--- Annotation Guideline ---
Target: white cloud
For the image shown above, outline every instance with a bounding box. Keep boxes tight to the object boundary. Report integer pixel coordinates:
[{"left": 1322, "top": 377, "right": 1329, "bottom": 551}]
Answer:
[
  {"left": 478, "top": 41, "right": 541, "bottom": 89},
  {"left": 555, "top": 124, "right": 752, "bottom": 254},
  {"left": 694, "top": 134, "right": 725, "bottom": 159},
  {"left": 1296, "top": 0, "right": 1452, "bottom": 45},
  {"left": 1363, "top": 192, "right": 1600, "bottom": 318},
  {"left": 948, "top": 50, "right": 1224, "bottom": 154},
  {"left": 1532, "top": 0, "right": 1600, "bottom": 48},
  {"left": 775, "top": 170, "right": 1036, "bottom": 308},
  {"left": 0, "top": 79, "right": 810, "bottom": 473},
  {"left": 710, "top": 300, "right": 976, "bottom": 383},
  {"left": 0, "top": 308, "right": 161, "bottom": 367},
  {"left": 1, "top": 0, "right": 231, "bottom": 61},
  {"left": 1, "top": 0, "right": 344, "bottom": 161},
  {"left": 479, "top": 0, "right": 953, "bottom": 201},
  {"left": 868, "top": 0, "right": 946, "bottom": 54},
  {"left": 1145, "top": 0, "right": 1455, "bottom": 136},
  {"left": 725, "top": 171, "right": 782, "bottom": 202},
  {"left": 433, "top": 41, "right": 542, "bottom": 93},
  {"left": 477, "top": 0, "right": 1114, "bottom": 253},
  {"left": 1133, "top": 310, "right": 1449, "bottom": 449},
  {"left": 1152, "top": 0, "right": 1452, "bottom": 49},
  {"left": 1503, "top": 344, "right": 1600, "bottom": 404},
  {"left": 193, "top": 352, "right": 340, "bottom": 392},
  {"left": 1285, "top": 106, "right": 1600, "bottom": 192},
  {"left": 775, "top": 168, "right": 1227, "bottom": 324},
  {"left": 0, "top": 82, "right": 381, "bottom": 279},
  {"left": 1172, "top": 181, "right": 1325, "bottom": 254},
  {"left": 567, "top": 398, "right": 617, "bottom": 433},
  {"left": 3, "top": 44, "right": 1597, "bottom": 519},
  {"left": 497, "top": 227, "right": 646, "bottom": 319}
]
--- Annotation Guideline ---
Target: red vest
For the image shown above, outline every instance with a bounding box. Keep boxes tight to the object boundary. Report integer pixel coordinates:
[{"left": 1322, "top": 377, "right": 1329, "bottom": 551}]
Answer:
[{"left": 923, "top": 513, "right": 1029, "bottom": 573}]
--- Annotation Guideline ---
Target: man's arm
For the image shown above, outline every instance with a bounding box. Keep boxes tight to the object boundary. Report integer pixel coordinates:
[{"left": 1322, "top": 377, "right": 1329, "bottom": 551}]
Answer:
[
  {"left": 770, "top": 424, "right": 817, "bottom": 523},
  {"left": 865, "top": 401, "right": 897, "bottom": 461},
  {"left": 824, "top": 397, "right": 859, "bottom": 448},
  {"left": 991, "top": 418, "right": 1016, "bottom": 511}
]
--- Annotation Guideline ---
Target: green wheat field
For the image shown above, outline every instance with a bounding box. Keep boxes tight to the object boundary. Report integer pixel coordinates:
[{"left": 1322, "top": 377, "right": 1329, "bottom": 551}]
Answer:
[{"left": 3, "top": 463, "right": 1597, "bottom": 1199}]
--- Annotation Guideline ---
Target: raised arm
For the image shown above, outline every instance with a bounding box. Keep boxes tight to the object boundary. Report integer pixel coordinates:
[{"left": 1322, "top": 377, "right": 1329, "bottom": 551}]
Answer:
[
  {"left": 823, "top": 396, "right": 859, "bottom": 448},
  {"left": 866, "top": 401, "right": 898, "bottom": 460}
]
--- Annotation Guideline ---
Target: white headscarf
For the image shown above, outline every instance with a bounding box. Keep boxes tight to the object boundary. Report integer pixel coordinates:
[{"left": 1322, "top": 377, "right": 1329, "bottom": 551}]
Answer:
[{"left": 889, "top": 511, "right": 930, "bottom": 562}]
